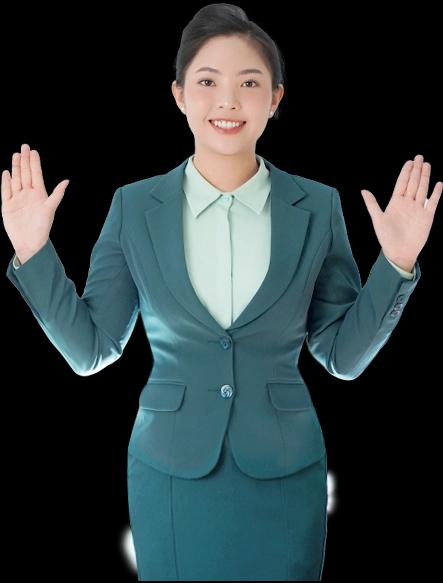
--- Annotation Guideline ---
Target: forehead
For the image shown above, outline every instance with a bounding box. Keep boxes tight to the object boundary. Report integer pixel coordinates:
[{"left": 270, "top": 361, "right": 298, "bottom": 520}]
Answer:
[{"left": 191, "top": 35, "right": 268, "bottom": 73}]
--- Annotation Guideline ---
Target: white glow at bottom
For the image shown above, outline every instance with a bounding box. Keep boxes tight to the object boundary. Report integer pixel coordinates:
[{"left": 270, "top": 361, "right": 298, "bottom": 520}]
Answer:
[
  {"left": 120, "top": 527, "right": 137, "bottom": 574},
  {"left": 327, "top": 470, "right": 338, "bottom": 514}
]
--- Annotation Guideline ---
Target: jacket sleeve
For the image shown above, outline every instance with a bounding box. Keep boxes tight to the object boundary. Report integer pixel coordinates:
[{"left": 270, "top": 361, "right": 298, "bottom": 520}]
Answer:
[
  {"left": 5, "top": 186, "right": 140, "bottom": 376},
  {"left": 385, "top": 256, "right": 416, "bottom": 279},
  {"left": 305, "top": 187, "right": 421, "bottom": 380}
]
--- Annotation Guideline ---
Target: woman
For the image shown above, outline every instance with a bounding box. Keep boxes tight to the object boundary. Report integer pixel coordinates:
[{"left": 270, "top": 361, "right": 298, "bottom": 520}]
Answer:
[{"left": 3, "top": 3, "right": 441, "bottom": 581}]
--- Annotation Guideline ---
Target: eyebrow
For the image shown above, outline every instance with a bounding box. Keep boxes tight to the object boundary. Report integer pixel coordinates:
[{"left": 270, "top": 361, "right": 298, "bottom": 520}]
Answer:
[{"left": 194, "top": 67, "right": 264, "bottom": 75}]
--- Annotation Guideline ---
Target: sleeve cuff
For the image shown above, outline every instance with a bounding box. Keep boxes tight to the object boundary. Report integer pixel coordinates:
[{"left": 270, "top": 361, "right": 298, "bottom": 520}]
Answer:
[
  {"left": 384, "top": 254, "right": 416, "bottom": 280},
  {"left": 13, "top": 253, "right": 22, "bottom": 270}
]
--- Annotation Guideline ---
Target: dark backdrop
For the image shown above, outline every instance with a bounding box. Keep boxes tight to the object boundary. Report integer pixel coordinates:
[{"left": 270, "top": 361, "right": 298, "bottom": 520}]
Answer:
[{"left": 1, "top": 3, "right": 441, "bottom": 579}]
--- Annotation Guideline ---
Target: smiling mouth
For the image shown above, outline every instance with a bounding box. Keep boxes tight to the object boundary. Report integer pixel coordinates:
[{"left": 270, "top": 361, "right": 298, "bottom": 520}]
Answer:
[
  {"left": 208, "top": 120, "right": 247, "bottom": 135},
  {"left": 209, "top": 120, "right": 247, "bottom": 125}
]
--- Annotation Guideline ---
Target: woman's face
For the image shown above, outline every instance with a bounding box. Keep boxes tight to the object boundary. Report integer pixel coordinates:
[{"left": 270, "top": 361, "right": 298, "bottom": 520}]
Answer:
[{"left": 172, "top": 35, "right": 284, "bottom": 157}]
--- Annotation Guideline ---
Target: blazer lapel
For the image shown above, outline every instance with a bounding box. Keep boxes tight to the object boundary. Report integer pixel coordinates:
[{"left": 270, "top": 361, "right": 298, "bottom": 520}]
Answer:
[{"left": 144, "top": 156, "right": 310, "bottom": 335}]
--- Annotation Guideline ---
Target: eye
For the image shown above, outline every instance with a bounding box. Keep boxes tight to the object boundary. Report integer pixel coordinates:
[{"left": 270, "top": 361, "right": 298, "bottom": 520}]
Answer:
[{"left": 198, "top": 79, "right": 258, "bottom": 88}]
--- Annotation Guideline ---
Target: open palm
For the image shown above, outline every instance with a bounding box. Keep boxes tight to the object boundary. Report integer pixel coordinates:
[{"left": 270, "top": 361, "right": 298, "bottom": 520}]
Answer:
[
  {"left": 1, "top": 143, "right": 69, "bottom": 259},
  {"left": 361, "top": 154, "right": 442, "bottom": 270}
]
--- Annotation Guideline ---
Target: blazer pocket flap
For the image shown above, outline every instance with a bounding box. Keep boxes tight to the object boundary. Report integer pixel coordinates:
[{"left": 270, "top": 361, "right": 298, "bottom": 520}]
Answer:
[
  {"left": 139, "top": 381, "right": 186, "bottom": 411},
  {"left": 267, "top": 380, "right": 313, "bottom": 411}
]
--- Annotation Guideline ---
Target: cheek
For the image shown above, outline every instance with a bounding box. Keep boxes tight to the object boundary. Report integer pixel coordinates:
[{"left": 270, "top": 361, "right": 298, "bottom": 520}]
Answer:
[{"left": 187, "top": 87, "right": 210, "bottom": 104}]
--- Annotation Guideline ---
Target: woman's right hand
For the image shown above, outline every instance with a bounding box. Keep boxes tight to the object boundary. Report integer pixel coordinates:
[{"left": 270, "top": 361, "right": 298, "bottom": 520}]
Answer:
[{"left": 1, "top": 143, "right": 70, "bottom": 263}]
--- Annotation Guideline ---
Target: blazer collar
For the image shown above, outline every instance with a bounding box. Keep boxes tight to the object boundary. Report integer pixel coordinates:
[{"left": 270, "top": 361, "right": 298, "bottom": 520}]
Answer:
[{"left": 144, "top": 154, "right": 310, "bottom": 335}]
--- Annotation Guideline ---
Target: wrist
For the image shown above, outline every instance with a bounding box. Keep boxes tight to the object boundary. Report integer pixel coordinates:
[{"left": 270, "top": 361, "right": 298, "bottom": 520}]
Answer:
[
  {"left": 15, "top": 241, "right": 48, "bottom": 264},
  {"left": 383, "top": 252, "right": 416, "bottom": 273}
]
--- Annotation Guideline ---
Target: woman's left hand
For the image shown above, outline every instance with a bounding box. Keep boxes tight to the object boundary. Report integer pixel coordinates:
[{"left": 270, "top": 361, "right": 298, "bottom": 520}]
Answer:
[{"left": 360, "top": 154, "right": 442, "bottom": 272}]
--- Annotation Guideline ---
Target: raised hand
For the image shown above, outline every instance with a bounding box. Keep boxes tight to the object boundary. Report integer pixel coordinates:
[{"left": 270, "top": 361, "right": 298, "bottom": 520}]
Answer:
[
  {"left": 1, "top": 143, "right": 70, "bottom": 263},
  {"left": 360, "top": 154, "right": 442, "bottom": 272}
]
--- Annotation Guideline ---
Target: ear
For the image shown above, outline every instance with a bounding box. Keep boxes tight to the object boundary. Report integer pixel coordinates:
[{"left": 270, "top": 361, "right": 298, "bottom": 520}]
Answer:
[
  {"left": 171, "top": 80, "right": 184, "bottom": 111},
  {"left": 273, "top": 83, "right": 285, "bottom": 110}
]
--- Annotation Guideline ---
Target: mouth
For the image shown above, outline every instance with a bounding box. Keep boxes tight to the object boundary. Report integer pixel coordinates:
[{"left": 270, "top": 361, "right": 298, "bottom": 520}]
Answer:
[{"left": 209, "top": 120, "right": 247, "bottom": 135}]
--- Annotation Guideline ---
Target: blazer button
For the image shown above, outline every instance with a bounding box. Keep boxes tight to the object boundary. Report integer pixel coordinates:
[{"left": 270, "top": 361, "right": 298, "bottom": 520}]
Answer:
[
  {"left": 397, "top": 295, "right": 405, "bottom": 302},
  {"left": 219, "top": 337, "right": 232, "bottom": 350},
  {"left": 220, "top": 384, "right": 234, "bottom": 398}
]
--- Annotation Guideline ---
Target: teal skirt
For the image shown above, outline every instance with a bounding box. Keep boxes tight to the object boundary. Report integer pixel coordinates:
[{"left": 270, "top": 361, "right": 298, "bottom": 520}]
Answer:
[{"left": 127, "top": 433, "right": 328, "bottom": 581}]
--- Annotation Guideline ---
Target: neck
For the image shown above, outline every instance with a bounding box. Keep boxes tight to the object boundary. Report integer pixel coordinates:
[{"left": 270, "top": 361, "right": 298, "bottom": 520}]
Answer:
[{"left": 192, "top": 150, "right": 259, "bottom": 192}]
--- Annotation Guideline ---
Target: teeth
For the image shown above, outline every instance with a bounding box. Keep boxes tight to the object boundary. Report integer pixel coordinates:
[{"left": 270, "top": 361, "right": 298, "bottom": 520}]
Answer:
[{"left": 211, "top": 120, "right": 244, "bottom": 129}]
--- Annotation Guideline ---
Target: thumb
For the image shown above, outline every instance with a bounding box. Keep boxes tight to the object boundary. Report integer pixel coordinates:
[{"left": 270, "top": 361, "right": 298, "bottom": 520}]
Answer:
[
  {"left": 47, "top": 179, "right": 69, "bottom": 212},
  {"left": 360, "top": 189, "right": 381, "bottom": 222}
]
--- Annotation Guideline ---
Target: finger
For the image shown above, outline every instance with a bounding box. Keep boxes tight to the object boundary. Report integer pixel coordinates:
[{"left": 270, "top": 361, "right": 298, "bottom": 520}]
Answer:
[
  {"left": 20, "top": 143, "right": 32, "bottom": 189},
  {"left": 30, "top": 149, "right": 47, "bottom": 192},
  {"left": 11, "top": 152, "right": 22, "bottom": 192},
  {"left": 392, "top": 159, "right": 414, "bottom": 198},
  {"left": 360, "top": 189, "right": 383, "bottom": 220},
  {"left": 415, "top": 161, "right": 431, "bottom": 205},
  {"left": 1, "top": 169, "right": 12, "bottom": 202},
  {"left": 405, "top": 154, "right": 424, "bottom": 199},
  {"left": 425, "top": 181, "right": 443, "bottom": 214}
]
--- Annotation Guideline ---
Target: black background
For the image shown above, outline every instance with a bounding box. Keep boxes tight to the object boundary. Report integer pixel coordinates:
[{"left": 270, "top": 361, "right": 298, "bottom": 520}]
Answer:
[{"left": 1, "top": 2, "right": 441, "bottom": 579}]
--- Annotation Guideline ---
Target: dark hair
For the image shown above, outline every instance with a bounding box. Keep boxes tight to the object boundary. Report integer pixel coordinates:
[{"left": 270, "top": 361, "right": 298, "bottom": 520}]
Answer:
[{"left": 173, "top": 3, "right": 286, "bottom": 120}]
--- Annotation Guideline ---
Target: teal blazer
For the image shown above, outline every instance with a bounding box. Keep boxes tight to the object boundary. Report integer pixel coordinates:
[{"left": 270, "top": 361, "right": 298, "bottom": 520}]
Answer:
[{"left": 6, "top": 156, "right": 421, "bottom": 480}]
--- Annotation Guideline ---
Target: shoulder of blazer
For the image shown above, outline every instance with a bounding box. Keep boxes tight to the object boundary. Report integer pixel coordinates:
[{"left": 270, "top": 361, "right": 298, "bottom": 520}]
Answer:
[
  {"left": 120, "top": 174, "right": 164, "bottom": 197},
  {"left": 116, "top": 175, "right": 165, "bottom": 214},
  {"left": 289, "top": 172, "right": 335, "bottom": 198},
  {"left": 287, "top": 172, "right": 337, "bottom": 218},
  {"left": 116, "top": 175, "right": 169, "bottom": 228}
]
